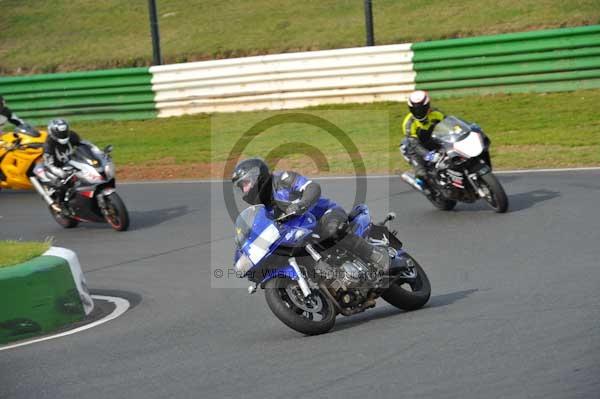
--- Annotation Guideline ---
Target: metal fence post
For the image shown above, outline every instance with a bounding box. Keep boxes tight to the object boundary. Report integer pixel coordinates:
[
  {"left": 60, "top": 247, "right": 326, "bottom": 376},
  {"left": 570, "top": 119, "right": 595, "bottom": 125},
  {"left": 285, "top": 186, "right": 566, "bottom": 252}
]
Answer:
[
  {"left": 364, "top": 0, "right": 375, "bottom": 46},
  {"left": 148, "top": 0, "right": 163, "bottom": 65}
]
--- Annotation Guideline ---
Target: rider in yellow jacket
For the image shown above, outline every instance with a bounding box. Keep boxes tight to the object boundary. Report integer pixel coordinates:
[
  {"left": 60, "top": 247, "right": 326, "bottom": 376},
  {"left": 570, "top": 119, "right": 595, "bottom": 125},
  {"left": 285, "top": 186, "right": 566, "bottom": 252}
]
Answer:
[{"left": 400, "top": 90, "right": 445, "bottom": 188}]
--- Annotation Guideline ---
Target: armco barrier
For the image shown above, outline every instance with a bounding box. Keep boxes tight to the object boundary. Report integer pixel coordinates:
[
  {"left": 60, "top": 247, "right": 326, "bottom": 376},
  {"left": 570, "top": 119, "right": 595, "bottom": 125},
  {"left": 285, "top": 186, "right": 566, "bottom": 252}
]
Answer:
[
  {"left": 149, "top": 44, "right": 416, "bottom": 117},
  {"left": 0, "top": 247, "right": 93, "bottom": 345},
  {"left": 0, "top": 68, "right": 156, "bottom": 125},
  {"left": 412, "top": 25, "right": 600, "bottom": 97},
  {"left": 1, "top": 25, "right": 599, "bottom": 121}
]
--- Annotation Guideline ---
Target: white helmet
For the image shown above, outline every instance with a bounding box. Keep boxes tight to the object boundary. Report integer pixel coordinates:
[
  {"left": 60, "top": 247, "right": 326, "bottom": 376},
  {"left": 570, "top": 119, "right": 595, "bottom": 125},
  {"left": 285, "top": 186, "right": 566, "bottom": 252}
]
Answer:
[{"left": 408, "top": 90, "right": 431, "bottom": 121}]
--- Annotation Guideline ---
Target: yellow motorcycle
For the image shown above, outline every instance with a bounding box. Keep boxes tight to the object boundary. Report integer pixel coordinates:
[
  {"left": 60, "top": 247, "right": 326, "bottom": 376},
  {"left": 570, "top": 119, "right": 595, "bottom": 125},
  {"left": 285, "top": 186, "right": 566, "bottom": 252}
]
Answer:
[{"left": 0, "top": 125, "right": 47, "bottom": 191}]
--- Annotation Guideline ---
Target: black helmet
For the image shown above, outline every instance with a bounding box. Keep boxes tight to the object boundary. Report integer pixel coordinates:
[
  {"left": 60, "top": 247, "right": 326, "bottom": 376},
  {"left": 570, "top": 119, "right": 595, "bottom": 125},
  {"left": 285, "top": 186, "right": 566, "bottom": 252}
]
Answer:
[
  {"left": 47, "top": 119, "right": 70, "bottom": 144},
  {"left": 408, "top": 90, "right": 431, "bottom": 121},
  {"left": 231, "top": 158, "right": 270, "bottom": 205}
]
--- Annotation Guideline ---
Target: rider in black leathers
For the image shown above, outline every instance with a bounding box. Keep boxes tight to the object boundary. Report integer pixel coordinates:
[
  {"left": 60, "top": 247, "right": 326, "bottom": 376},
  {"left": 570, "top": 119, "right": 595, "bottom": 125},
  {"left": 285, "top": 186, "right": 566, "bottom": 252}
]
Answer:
[
  {"left": 42, "top": 119, "right": 82, "bottom": 211},
  {"left": 0, "top": 96, "right": 25, "bottom": 130}
]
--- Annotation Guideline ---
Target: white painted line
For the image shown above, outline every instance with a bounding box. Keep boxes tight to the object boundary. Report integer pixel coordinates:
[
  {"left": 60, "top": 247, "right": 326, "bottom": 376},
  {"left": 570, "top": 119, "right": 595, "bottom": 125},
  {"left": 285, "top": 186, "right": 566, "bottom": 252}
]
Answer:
[
  {"left": 0, "top": 295, "right": 130, "bottom": 351},
  {"left": 120, "top": 166, "right": 600, "bottom": 185}
]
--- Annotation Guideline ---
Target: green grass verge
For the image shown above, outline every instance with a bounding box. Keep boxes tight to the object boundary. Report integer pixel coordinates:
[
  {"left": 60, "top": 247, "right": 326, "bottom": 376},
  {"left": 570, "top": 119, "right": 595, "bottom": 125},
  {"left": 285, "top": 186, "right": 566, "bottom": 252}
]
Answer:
[
  {"left": 67, "top": 89, "right": 600, "bottom": 178},
  {"left": 1, "top": 0, "right": 598, "bottom": 73},
  {"left": 0, "top": 241, "right": 51, "bottom": 268}
]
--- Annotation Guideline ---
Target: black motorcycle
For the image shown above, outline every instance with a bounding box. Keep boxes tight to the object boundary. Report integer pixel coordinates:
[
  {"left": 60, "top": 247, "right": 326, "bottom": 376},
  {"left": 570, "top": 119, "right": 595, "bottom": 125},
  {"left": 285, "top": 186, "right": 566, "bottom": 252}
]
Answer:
[
  {"left": 401, "top": 115, "right": 509, "bottom": 213},
  {"left": 31, "top": 143, "right": 130, "bottom": 231}
]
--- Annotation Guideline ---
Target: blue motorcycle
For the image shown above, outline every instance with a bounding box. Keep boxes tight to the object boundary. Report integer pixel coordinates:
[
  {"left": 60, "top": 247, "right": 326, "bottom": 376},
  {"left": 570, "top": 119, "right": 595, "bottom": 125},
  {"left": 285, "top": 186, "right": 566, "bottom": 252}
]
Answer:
[{"left": 233, "top": 203, "right": 431, "bottom": 335}]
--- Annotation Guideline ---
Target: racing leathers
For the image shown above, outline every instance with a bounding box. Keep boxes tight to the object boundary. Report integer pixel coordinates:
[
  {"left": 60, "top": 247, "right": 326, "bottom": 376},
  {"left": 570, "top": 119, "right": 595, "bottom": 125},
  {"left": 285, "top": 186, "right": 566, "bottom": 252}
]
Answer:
[
  {"left": 400, "top": 109, "right": 445, "bottom": 179},
  {"left": 259, "top": 171, "right": 387, "bottom": 267},
  {"left": 42, "top": 131, "right": 81, "bottom": 207},
  {"left": 0, "top": 105, "right": 25, "bottom": 131}
]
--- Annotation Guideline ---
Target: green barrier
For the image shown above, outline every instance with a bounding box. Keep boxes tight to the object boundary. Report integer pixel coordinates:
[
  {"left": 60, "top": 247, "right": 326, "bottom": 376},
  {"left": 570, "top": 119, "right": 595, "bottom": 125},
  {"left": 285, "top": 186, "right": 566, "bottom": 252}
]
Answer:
[
  {"left": 0, "top": 66, "right": 156, "bottom": 123},
  {"left": 413, "top": 25, "right": 600, "bottom": 48},
  {"left": 414, "top": 47, "right": 600, "bottom": 71},
  {"left": 418, "top": 69, "right": 600, "bottom": 90},
  {"left": 9, "top": 92, "right": 156, "bottom": 111},
  {"left": 416, "top": 56, "right": 600, "bottom": 83},
  {"left": 413, "top": 25, "right": 600, "bottom": 97},
  {"left": 414, "top": 31, "right": 600, "bottom": 62},
  {"left": 0, "top": 255, "right": 85, "bottom": 344},
  {"left": 424, "top": 78, "right": 600, "bottom": 98},
  {"left": 0, "top": 67, "right": 152, "bottom": 91}
]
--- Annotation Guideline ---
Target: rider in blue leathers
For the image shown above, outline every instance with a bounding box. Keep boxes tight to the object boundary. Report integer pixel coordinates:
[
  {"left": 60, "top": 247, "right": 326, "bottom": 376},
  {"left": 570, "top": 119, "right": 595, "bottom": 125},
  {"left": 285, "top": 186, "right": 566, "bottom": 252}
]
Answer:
[{"left": 231, "top": 158, "right": 385, "bottom": 265}]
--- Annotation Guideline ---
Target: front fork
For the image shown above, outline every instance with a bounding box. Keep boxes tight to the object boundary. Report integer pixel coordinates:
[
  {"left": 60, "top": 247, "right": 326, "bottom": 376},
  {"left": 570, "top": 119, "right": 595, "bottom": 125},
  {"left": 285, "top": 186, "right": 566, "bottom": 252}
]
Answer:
[
  {"left": 96, "top": 188, "right": 116, "bottom": 217},
  {"left": 464, "top": 160, "right": 491, "bottom": 198},
  {"left": 289, "top": 257, "right": 312, "bottom": 297},
  {"left": 29, "top": 176, "right": 54, "bottom": 206}
]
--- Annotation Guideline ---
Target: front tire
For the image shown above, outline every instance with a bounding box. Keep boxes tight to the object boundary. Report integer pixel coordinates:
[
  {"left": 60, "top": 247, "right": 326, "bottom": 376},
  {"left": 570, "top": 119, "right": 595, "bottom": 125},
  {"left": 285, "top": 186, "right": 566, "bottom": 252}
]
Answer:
[
  {"left": 48, "top": 205, "right": 78, "bottom": 229},
  {"left": 264, "top": 278, "right": 336, "bottom": 335},
  {"left": 382, "top": 258, "right": 431, "bottom": 311},
  {"left": 480, "top": 173, "right": 509, "bottom": 213},
  {"left": 103, "top": 192, "right": 130, "bottom": 231}
]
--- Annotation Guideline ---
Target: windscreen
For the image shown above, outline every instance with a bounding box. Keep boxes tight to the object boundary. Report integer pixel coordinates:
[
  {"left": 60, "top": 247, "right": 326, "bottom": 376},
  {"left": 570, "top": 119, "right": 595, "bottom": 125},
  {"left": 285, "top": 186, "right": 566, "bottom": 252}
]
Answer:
[
  {"left": 432, "top": 116, "right": 472, "bottom": 144},
  {"left": 234, "top": 205, "right": 264, "bottom": 248},
  {"left": 74, "top": 144, "right": 97, "bottom": 161}
]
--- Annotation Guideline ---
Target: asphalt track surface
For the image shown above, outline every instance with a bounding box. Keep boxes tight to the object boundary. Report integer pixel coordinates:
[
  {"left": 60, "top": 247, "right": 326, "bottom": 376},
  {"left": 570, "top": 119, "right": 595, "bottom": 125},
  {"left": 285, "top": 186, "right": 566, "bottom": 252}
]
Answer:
[{"left": 1, "top": 170, "right": 599, "bottom": 399}]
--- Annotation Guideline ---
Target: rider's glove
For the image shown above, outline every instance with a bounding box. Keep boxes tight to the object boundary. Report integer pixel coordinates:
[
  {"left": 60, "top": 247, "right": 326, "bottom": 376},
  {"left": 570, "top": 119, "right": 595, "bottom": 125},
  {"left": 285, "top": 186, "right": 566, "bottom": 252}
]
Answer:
[
  {"left": 53, "top": 168, "right": 66, "bottom": 179},
  {"left": 286, "top": 202, "right": 306, "bottom": 218},
  {"left": 424, "top": 151, "right": 440, "bottom": 163},
  {"left": 470, "top": 123, "right": 481, "bottom": 132}
]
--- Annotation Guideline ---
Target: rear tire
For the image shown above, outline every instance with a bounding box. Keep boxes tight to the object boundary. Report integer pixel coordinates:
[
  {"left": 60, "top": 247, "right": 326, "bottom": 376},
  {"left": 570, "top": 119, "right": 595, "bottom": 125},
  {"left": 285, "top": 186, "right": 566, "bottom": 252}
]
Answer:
[
  {"left": 427, "top": 191, "right": 457, "bottom": 211},
  {"left": 264, "top": 277, "right": 336, "bottom": 335},
  {"left": 48, "top": 205, "right": 78, "bottom": 229},
  {"left": 480, "top": 173, "right": 509, "bottom": 213},
  {"left": 104, "top": 192, "right": 130, "bottom": 231},
  {"left": 382, "top": 260, "right": 431, "bottom": 311}
]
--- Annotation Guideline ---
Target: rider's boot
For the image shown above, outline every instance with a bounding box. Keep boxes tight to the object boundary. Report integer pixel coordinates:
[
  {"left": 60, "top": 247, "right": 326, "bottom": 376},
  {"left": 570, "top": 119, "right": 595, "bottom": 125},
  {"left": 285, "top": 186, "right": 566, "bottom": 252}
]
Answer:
[
  {"left": 414, "top": 165, "right": 432, "bottom": 196},
  {"left": 50, "top": 202, "right": 61, "bottom": 213},
  {"left": 415, "top": 179, "right": 431, "bottom": 196},
  {"left": 51, "top": 185, "right": 68, "bottom": 213}
]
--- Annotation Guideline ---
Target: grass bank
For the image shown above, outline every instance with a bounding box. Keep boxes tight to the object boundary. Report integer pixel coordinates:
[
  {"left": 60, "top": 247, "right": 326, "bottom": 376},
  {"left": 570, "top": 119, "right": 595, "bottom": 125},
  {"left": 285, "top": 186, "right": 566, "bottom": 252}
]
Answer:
[
  {"left": 64, "top": 89, "right": 600, "bottom": 180},
  {"left": 1, "top": 0, "right": 598, "bottom": 74},
  {"left": 0, "top": 241, "right": 51, "bottom": 268}
]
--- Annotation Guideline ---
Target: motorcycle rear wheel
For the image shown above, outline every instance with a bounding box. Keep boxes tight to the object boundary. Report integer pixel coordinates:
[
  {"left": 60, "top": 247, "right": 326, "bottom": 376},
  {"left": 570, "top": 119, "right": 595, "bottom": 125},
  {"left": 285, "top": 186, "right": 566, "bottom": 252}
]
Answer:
[
  {"left": 264, "top": 277, "right": 336, "bottom": 335},
  {"left": 104, "top": 192, "right": 130, "bottom": 231},
  {"left": 427, "top": 191, "right": 457, "bottom": 211},
  {"left": 382, "top": 260, "right": 431, "bottom": 311},
  {"left": 48, "top": 205, "right": 78, "bottom": 229}
]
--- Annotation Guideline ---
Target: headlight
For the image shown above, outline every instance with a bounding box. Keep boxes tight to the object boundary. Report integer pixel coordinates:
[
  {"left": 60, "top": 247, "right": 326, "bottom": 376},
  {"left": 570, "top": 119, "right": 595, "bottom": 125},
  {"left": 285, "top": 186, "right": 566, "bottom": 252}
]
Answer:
[
  {"left": 234, "top": 253, "right": 253, "bottom": 275},
  {"left": 104, "top": 162, "right": 115, "bottom": 179},
  {"left": 453, "top": 132, "right": 484, "bottom": 158}
]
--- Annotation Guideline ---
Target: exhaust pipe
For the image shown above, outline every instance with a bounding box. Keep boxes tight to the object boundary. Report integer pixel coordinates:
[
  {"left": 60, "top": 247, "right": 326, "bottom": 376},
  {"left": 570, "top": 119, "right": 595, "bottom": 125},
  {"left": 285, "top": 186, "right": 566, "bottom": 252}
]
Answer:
[
  {"left": 401, "top": 172, "right": 423, "bottom": 192},
  {"left": 29, "top": 176, "right": 54, "bottom": 205}
]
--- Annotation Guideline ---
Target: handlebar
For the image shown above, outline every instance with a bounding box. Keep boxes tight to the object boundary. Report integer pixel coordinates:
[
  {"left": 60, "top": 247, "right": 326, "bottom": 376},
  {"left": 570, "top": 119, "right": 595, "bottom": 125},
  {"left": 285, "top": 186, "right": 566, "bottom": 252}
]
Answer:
[
  {"left": 2, "top": 141, "right": 43, "bottom": 152},
  {"left": 275, "top": 212, "right": 294, "bottom": 222}
]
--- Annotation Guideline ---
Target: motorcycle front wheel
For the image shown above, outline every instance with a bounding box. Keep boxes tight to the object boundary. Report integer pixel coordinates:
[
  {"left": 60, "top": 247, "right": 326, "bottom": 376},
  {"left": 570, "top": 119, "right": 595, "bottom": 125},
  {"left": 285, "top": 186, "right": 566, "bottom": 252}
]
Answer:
[
  {"left": 264, "top": 277, "right": 336, "bottom": 335},
  {"left": 479, "top": 173, "right": 509, "bottom": 213},
  {"left": 103, "top": 192, "right": 130, "bottom": 231}
]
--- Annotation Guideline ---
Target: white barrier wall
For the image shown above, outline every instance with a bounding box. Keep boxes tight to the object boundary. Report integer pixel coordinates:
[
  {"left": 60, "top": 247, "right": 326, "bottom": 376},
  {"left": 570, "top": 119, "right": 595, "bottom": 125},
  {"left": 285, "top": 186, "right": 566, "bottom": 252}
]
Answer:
[{"left": 150, "top": 44, "right": 415, "bottom": 117}]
